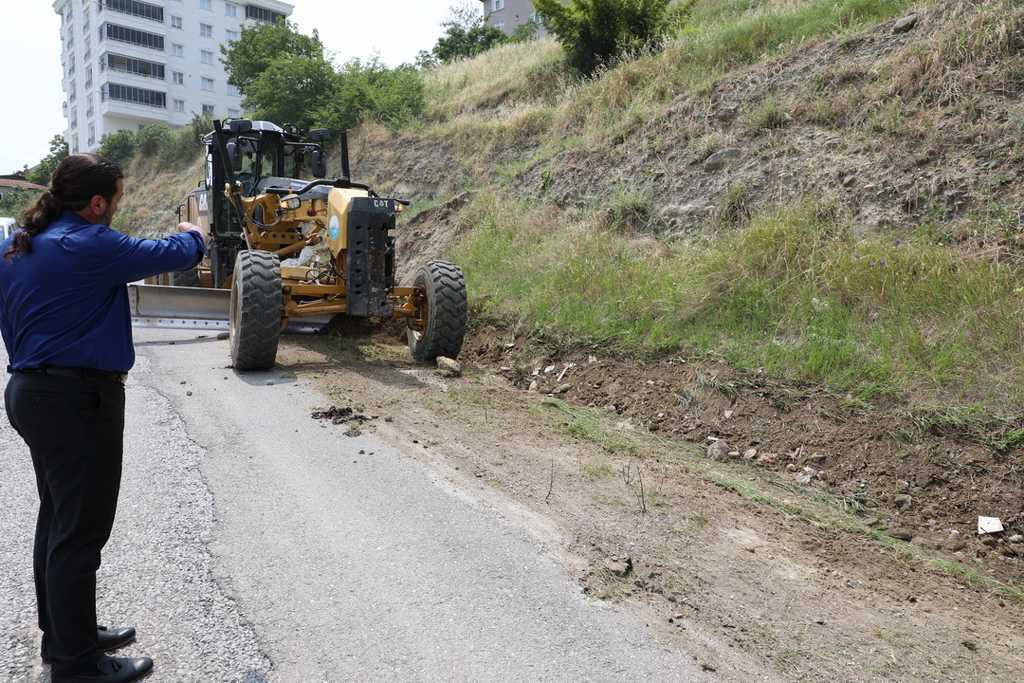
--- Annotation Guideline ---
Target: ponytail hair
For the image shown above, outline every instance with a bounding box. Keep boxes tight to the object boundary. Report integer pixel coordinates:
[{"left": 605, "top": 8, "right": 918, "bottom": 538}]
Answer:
[{"left": 5, "top": 153, "right": 123, "bottom": 260}]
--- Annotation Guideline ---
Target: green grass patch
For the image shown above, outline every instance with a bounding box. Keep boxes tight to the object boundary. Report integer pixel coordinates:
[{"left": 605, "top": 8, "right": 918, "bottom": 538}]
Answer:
[{"left": 454, "top": 192, "right": 1024, "bottom": 408}]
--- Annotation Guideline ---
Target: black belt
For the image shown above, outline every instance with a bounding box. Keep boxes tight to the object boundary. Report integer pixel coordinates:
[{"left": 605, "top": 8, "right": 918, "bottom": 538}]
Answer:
[{"left": 7, "top": 365, "right": 127, "bottom": 385}]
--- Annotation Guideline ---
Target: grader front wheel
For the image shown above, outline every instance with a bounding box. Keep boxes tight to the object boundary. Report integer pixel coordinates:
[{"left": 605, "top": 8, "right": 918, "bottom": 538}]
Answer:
[
  {"left": 408, "top": 261, "right": 468, "bottom": 362},
  {"left": 230, "top": 250, "right": 283, "bottom": 371}
]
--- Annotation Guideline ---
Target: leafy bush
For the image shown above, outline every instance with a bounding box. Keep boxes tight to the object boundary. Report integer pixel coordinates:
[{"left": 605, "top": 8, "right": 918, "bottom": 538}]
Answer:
[
  {"left": 318, "top": 59, "right": 425, "bottom": 132},
  {"left": 135, "top": 125, "right": 173, "bottom": 157},
  {"left": 534, "top": 0, "right": 680, "bottom": 74},
  {"left": 98, "top": 130, "right": 138, "bottom": 166}
]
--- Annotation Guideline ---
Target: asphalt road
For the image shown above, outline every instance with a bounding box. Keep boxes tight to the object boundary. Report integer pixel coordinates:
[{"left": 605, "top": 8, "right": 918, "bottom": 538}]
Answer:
[{"left": 1, "top": 328, "right": 717, "bottom": 682}]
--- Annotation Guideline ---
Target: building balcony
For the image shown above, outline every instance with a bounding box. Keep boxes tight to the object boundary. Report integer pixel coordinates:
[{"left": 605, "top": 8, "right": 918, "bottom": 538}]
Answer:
[
  {"left": 99, "top": 97, "right": 171, "bottom": 124},
  {"left": 97, "top": 0, "right": 165, "bottom": 25}
]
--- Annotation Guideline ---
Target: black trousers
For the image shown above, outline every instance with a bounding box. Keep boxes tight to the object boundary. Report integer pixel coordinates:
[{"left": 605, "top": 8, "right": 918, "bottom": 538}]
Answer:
[{"left": 4, "top": 372, "right": 125, "bottom": 665}]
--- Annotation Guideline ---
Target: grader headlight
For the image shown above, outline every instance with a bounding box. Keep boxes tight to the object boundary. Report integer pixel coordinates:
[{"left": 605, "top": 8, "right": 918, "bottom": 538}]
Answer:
[{"left": 280, "top": 194, "right": 302, "bottom": 211}]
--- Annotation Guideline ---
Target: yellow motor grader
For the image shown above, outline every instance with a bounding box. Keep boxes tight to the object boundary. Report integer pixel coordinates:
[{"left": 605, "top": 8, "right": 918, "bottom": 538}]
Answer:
[{"left": 135, "top": 119, "right": 467, "bottom": 370}]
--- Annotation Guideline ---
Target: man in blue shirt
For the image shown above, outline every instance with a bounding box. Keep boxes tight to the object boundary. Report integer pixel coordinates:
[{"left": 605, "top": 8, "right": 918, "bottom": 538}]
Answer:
[{"left": 1, "top": 154, "right": 207, "bottom": 683}]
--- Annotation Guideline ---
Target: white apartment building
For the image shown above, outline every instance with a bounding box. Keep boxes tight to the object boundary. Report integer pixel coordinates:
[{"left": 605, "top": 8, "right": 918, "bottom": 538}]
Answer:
[{"left": 54, "top": 0, "right": 294, "bottom": 154}]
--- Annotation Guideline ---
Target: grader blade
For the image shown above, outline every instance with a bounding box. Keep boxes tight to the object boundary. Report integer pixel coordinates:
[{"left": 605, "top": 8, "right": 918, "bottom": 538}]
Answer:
[{"left": 128, "top": 284, "right": 331, "bottom": 334}]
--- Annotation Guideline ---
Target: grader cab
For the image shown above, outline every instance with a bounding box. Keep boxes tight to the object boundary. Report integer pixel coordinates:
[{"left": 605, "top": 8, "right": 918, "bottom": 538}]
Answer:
[{"left": 137, "top": 120, "right": 467, "bottom": 371}]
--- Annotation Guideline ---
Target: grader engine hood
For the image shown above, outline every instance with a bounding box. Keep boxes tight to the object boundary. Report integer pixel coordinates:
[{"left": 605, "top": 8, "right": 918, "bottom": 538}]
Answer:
[{"left": 326, "top": 188, "right": 398, "bottom": 318}]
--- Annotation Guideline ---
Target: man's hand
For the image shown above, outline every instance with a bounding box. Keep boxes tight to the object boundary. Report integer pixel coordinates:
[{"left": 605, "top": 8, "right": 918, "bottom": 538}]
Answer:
[{"left": 176, "top": 221, "right": 209, "bottom": 245}]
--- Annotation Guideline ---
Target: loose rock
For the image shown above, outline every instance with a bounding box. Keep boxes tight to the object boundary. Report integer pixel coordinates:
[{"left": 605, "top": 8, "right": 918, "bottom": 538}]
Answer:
[
  {"left": 703, "top": 148, "right": 742, "bottom": 171},
  {"left": 706, "top": 440, "right": 730, "bottom": 460},
  {"left": 603, "top": 557, "right": 633, "bottom": 578},
  {"left": 893, "top": 14, "right": 918, "bottom": 33},
  {"left": 436, "top": 356, "right": 462, "bottom": 378},
  {"left": 894, "top": 494, "right": 913, "bottom": 510}
]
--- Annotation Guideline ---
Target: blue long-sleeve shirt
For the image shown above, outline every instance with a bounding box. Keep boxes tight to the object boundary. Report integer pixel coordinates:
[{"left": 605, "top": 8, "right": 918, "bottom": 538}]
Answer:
[{"left": 0, "top": 210, "right": 205, "bottom": 373}]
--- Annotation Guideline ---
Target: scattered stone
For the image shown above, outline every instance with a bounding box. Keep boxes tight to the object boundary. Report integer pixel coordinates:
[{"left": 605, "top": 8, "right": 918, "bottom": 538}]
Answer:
[
  {"left": 893, "top": 14, "right": 918, "bottom": 33},
  {"left": 311, "top": 405, "right": 373, "bottom": 429},
  {"left": 706, "top": 440, "right": 730, "bottom": 461},
  {"left": 343, "top": 428, "right": 361, "bottom": 438},
  {"left": 185, "top": 391, "right": 193, "bottom": 397},
  {"left": 894, "top": 494, "right": 913, "bottom": 510},
  {"left": 528, "top": 380, "right": 540, "bottom": 392},
  {"left": 807, "top": 452, "right": 827, "bottom": 466},
  {"left": 703, "top": 148, "right": 742, "bottom": 172},
  {"left": 845, "top": 579, "right": 863, "bottom": 589},
  {"left": 1009, "top": 534, "right": 1024, "bottom": 544},
  {"left": 436, "top": 356, "right": 462, "bottom": 378},
  {"left": 544, "top": 365, "right": 557, "bottom": 374},
  {"left": 553, "top": 383, "right": 572, "bottom": 395},
  {"left": 723, "top": 410, "right": 734, "bottom": 420},
  {"left": 384, "top": 416, "right": 394, "bottom": 423},
  {"left": 588, "top": 355, "right": 598, "bottom": 364},
  {"left": 890, "top": 529, "right": 914, "bottom": 542},
  {"left": 603, "top": 556, "right": 633, "bottom": 577},
  {"left": 962, "top": 640, "right": 978, "bottom": 652},
  {"left": 796, "top": 467, "right": 816, "bottom": 485},
  {"left": 743, "top": 448, "right": 758, "bottom": 460},
  {"left": 179, "top": 381, "right": 187, "bottom": 385}
]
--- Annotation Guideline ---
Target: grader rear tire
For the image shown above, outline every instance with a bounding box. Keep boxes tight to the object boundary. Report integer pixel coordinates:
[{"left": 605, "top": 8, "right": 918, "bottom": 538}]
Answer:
[
  {"left": 230, "top": 250, "right": 282, "bottom": 371},
  {"left": 408, "top": 261, "right": 468, "bottom": 362}
]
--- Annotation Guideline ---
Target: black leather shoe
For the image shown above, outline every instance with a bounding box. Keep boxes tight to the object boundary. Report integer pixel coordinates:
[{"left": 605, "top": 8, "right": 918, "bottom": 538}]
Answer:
[
  {"left": 96, "top": 626, "right": 137, "bottom": 653},
  {"left": 52, "top": 654, "right": 153, "bottom": 683},
  {"left": 42, "top": 626, "right": 137, "bottom": 664}
]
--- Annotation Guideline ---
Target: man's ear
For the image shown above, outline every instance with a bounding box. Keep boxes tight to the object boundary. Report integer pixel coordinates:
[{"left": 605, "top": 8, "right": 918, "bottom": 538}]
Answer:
[{"left": 90, "top": 194, "right": 108, "bottom": 215}]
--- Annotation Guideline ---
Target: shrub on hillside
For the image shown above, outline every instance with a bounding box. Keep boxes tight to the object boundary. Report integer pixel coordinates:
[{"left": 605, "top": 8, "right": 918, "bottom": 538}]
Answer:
[
  {"left": 98, "top": 130, "right": 138, "bottom": 166},
  {"left": 534, "top": 0, "right": 681, "bottom": 74},
  {"left": 317, "top": 59, "right": 425, "bottom": 132}
]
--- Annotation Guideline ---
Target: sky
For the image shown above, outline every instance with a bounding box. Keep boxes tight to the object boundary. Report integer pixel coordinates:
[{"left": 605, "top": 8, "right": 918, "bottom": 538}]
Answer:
[{"left": 0, "top": 0, "right": 457, "bottom": 175}]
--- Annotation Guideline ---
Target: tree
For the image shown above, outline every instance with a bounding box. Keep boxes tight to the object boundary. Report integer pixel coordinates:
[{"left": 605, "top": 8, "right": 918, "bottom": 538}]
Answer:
[
  {"left": 429, "top": 2, "right": 508, "bottom": 64},
  {"left": 246, "top": 52, "right": 339, "bottom": 131},
  {"left": 317, "top": 59, "right": 425, "bottom": 133},
  {"left": 221, "top": 20, "right": 325, "bottom": 93},
  {"left": 533, "top": 0, "right": 677, "bottom": 75},
  {"left": 25, "top": 135, "right": 68, "bottom": 186}
]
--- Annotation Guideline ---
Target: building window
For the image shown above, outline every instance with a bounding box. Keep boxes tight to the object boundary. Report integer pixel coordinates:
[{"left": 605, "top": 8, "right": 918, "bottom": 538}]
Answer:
[
  {"left": 104, "top": 82, "right": 167, "bottom": 109},
  {"left": 492, "top": 0, "right": 505, "bottom": 11},
  {"left": 226, "top": 29, "right": 239, "bottom": 42},
  {"left": 85, "top": 67, "right": 93, "bottom": 90},
  {"left": 225, "top": 2, "right": 237, "bottom": 17},
  {"left": 83, "top": 36, "right": 91, "bottom": 60},
  {"left": 202, "top": 104, "right": 215, "bottom": 116},
  {"left": 88, "top": 123, "right": 96, "bottom": 146},
  {"left": 174, "top": 99, "right": 185, "bottom": 113},
  {"left": 173, "top": 44, "right": 184, "bottom": 57},
  {"left": 201, "top": 49, "right": 214, "bottom": 65},
  {"left": 70, "top": 108, "right": 78, "bottom": 129},
  {"left": 173, "top": 71, "right": 184, "bottom": 85},
  {"left": 100, "top": 0, "right": 165, "bottom": 24},
  {"left": 200, "top": 23, "right": 213, "bottom": 38},
  {"left": 226, "top": 83, "right": 240, "bottom": 97},
  {"left": 102, "top": 23, "right": 165, "bottom": 51},
  {"left": 246, "top": 5, "right": 285, "bottom": 23},
  {"left": 103, "top": 53, "right": 166, "bottom": 80},
  {"left": 201, "top": 77, "right": 214, "bottom": 92},
  {"left": 68, "top": 81, "right": 77, "bottom": 103},
  {"left": 200, "top": 0, "right": 211, "bottom": 10},
  {"left": 228, "top": 107, "right": 240, "bottom": 118},
  {"left": 171, "top": 15, "right": 182, "bottom": 29}
]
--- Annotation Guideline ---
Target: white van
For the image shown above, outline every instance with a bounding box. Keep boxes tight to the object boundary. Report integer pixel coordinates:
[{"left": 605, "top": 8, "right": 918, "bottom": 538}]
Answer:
[{"left": 0, "top": 217, "right": 16, "bottom": 241}]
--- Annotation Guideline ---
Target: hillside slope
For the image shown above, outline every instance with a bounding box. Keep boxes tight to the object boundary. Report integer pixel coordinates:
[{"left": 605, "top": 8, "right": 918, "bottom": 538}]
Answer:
[{"left": 112, "top": 0, "right": 1024, "bottom": 595}]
